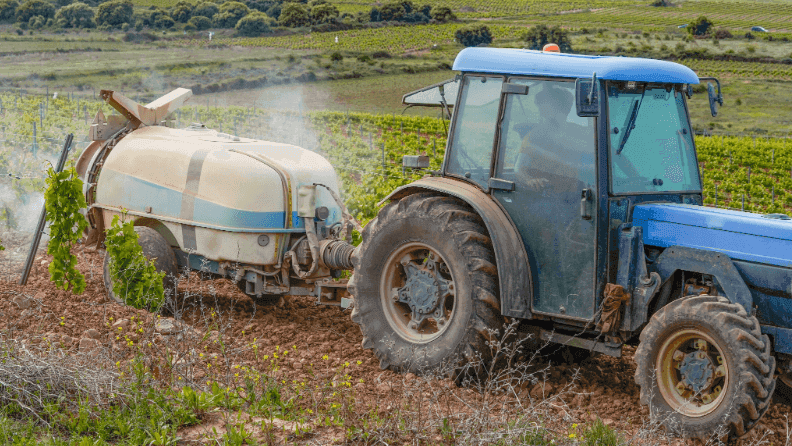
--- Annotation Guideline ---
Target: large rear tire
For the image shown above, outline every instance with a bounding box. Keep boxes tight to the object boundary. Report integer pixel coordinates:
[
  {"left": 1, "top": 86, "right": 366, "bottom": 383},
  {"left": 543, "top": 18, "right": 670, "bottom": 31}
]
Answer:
[
  {"left": 349, "top": 193, "right": 504, "bottom": 374},
  {"left": 103, "top": 226, "right": 179, "bottom": 306},
  {"left": 634, "top": 295, "right": 776, "bottom": 440}
]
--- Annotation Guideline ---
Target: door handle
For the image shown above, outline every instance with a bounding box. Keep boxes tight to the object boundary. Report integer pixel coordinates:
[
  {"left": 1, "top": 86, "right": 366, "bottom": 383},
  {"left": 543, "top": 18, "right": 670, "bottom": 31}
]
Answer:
[{"left": 580, "top": 188, "right": 593, "bottom": 220}]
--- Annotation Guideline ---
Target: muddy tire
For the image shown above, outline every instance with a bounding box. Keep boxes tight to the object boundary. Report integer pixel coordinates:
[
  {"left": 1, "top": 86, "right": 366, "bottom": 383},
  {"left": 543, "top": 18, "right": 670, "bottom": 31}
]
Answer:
[
  {"left": 634, "top": 295, "right": 776, "bottom": 440},
  {"left": 103, "top": 226, "right": 179, "bottom": 305},
  {"left": 349, "top": 193, "right": 504, "bottom": 374}
]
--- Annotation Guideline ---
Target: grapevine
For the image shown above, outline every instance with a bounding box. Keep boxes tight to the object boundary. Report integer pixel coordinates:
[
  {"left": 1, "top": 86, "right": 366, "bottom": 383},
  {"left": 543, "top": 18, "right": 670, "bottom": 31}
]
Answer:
[
  {"left": 43, "top": 161, "right": 88, "bottom": 294},
  {"left": 104, "top": 215, "right": 166, "bottom": 311}
]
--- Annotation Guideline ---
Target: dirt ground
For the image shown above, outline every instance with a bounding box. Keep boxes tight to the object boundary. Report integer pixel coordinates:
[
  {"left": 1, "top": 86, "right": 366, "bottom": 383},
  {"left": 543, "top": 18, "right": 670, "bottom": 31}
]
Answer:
[{"left": 0, "top": 245, "right": 789, "bottom": 445}]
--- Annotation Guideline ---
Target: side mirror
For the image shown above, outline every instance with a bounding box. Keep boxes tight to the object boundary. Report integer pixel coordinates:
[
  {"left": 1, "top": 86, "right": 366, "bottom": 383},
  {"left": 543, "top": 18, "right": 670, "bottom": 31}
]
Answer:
[
  {"left": 700, "top": 77, "right": 723, "bottom": 117},
  {"left": 575, "top": 74, "right": 599, "bottom": 117}
]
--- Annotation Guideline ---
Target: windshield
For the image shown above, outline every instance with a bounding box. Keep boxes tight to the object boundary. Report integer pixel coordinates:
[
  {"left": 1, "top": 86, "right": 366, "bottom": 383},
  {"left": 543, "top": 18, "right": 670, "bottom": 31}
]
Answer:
[{"left": 607, "top": 83, "right": 701, "bottom": 194}]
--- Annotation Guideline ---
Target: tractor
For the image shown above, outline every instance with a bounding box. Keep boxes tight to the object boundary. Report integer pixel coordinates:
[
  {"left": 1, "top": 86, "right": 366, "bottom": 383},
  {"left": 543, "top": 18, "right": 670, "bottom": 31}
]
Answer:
[{"left": 348, "top": 47, "right": 790, "bottom": 439}]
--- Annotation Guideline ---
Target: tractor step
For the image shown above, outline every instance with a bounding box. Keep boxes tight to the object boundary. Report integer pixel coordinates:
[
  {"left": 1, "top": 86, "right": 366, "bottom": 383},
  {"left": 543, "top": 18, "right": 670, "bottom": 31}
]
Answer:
[{"left": 540, "top": 329, "right": 622, "bottom": 358}]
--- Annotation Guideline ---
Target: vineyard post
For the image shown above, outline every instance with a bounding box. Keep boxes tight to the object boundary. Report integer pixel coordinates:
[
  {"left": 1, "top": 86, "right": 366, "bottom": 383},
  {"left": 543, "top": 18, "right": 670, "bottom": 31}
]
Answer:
[
  {"left": 742, "top": 194, "right": 745, "bottom": 211},
  {"left": 46, "top": 86, "right": 48, "bottom": 106},
  {"left": 772, "top": 149, "right": 775, "bottom": 164},
  {"left": 20, "top": 133, "right": 74, "bottom": 286},
  {"left": 748, "top": 166, "right": 751, "bottom": 181},
  {"left": 0, "top": 98, "right": 3, "bottom": 115}
]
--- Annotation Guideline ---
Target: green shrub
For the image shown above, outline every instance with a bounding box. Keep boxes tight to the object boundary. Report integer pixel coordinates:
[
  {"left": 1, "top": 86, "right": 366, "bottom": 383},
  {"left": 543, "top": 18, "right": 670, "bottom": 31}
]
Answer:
[
  {"left": 15, "top": 0, "right": 53, "bottom": 23},
  {"left": 213, "top": 1, "right": 248, "bottom": 28},
  {"left": 0, "top": 0, "right": 18, "bottom": 21},
  {"left": 430, "top": 5, "right": 455, "bottom": 22},
  {"left": 278, "top": 2, "right": 308, "bottom": 27},
  {"left": 524, "top": 24, "right": 572, "bottom": 52},
  {"left": 329, "top": 51, "right": 342, "bottom": 61},
  {"left": 96, "top": 0, "right": 132, "bottom": 27},
  {"left": 688, "top": 15, "right": 713, "bottom": 36},
  {"left": 310, "top": 2, "right": 337, "bottom": 24},
  {"left": 154, "top": 13, "right": 174, "bottom": 29},
  {"left": 235, "top": 11, "right": 273, "bottom": 36},
  {"left": 170, "top": 0, "right": 193, "bottom": 22},
  {"left": 44, "top": 162, "right": 88, "bottom": 294},
  {"left": 455, "top": 24, "right": 492, "bottom": 47},
  {"left": 193, "top": 1, "right": 218, "bottom": 19},
  {"left": 188, "top": 14, "right": 211, "bottom": 30},
  {"left": 104, "top": 215, "right": 165, "bottom": 310},
  {"left": 55, "top": 2, "right": 94, "bottom": 28}
]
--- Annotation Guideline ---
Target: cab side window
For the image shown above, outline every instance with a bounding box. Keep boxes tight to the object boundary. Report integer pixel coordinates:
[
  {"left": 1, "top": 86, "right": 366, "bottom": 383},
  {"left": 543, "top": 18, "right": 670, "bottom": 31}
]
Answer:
[{"left": 446, "top": 75, "right": 504, "bottom": 189}]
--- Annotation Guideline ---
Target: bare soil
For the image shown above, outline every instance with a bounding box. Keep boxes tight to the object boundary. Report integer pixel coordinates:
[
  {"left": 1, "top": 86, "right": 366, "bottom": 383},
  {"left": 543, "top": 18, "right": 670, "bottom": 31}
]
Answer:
[{"left": 0, "top": 245, "right": 789, "bottom": 445}]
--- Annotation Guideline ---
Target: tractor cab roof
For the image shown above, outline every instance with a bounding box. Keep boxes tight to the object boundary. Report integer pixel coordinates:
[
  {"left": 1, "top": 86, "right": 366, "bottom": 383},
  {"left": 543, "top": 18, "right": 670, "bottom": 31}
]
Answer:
[{"left": 452, "top": 48, "right": 700, "bottom": 84}]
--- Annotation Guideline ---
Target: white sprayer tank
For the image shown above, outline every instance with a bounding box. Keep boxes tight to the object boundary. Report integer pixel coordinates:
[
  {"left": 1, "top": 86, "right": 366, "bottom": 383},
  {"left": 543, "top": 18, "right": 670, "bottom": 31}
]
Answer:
[{"left": 94, "top": 125, "right": 343, "bottom": 266}]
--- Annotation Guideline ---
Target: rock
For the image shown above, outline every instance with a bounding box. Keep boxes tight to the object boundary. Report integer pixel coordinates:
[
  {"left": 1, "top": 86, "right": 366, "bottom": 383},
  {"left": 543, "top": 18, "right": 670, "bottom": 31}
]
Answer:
[
  {"left": 155, "top": 318, "right": 181, "bottom": 335},
  {"left": 79, "top": 338, "right": 101, "bottom": 353},
  {"left": 405, "top": 373, "right": 417, "bottom": 382},
  {"left": 603, "top": 418, "right": 614, "bottom": 426},
  {"left": 377, "top": 383, "right": 390, "bottom": 393},
  {"left": 12, "top": 295, "right": 33, "bottom": 310},
  {"left": 82, "top": 329, "right": 101, "bottom": 340},
  {"left": 111, "top": 319, "right": 130, "bottom": 332}
]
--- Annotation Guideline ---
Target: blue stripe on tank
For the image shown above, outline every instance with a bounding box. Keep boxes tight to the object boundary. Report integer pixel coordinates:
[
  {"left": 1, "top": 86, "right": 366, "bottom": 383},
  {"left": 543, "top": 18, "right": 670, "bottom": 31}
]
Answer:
[{"left": 99, "top": 171, "right": 296, "bottom": 230}]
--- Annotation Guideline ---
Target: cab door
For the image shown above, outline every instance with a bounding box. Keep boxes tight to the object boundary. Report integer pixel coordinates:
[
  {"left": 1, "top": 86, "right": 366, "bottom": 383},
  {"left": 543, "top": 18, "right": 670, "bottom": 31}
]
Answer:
[{"left": 490, "top": 78, "right": 598, "bottom": 320}]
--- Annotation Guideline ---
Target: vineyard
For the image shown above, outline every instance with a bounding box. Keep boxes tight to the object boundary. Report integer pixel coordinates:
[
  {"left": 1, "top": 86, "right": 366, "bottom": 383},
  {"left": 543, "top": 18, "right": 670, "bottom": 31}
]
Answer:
[{"left": 0, "top": 91, "right": 791, "bottom": 273}]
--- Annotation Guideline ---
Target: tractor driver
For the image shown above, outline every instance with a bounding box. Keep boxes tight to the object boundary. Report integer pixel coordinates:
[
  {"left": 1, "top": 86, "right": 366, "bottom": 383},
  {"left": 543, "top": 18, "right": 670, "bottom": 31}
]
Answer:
[{"left": 515, "top": 84, "right": 591, "bottom": 193}]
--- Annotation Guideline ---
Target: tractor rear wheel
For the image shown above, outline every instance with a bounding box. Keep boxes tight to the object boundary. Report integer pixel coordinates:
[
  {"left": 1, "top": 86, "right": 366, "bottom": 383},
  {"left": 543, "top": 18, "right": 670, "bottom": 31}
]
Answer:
[
  {"left": 634, "top": 295, "right": 776, "bottom": 440},
  {"left": 349, "top": 193, "right": 504, "bottom": 374},
  {"left": 103, "top": 226, "right": 179, "bottom": 306}
]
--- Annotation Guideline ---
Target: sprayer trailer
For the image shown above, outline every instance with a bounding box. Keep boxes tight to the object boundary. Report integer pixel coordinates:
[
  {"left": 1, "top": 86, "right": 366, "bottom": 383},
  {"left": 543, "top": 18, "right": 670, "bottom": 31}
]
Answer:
[
  {"left": 348, "top": 47, "right": 791, "bottom": 440},
  {"left": 76, "top": 88, "right": 359, "bottom": 308}
]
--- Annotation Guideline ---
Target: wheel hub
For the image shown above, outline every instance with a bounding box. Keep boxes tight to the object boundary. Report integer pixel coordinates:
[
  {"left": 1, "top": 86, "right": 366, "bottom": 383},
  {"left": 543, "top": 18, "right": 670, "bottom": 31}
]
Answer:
[
  {"left": 396, "top": 257, "right": 453, "bottom": 325},
  {"left": 679, "top": 351, "right": 715, "bottom": 393}
]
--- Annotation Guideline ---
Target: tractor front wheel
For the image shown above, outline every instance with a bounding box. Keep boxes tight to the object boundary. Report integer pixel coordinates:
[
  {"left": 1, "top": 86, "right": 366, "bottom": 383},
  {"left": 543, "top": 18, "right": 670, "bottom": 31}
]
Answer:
[
  {"left": 634, "top": 295, "right": 776, "bottom": 440},
  {"left": 349, "top": 193, "right": 504, "bottom": 374}
]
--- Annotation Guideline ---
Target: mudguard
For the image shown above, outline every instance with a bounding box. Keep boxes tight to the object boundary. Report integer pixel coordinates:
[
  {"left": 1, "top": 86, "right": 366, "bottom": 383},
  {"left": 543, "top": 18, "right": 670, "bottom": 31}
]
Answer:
[
  {"left": 651, "top": 245, "right": 754, "bottom": 312},
  {"left": 380, "top": 177, "right": 533, "bottom": 318}
]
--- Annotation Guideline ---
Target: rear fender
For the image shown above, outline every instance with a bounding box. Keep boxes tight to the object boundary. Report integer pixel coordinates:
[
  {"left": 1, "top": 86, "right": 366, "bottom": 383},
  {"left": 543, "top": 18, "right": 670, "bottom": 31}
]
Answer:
[
  {"left": 380, "top": 177, "right": 533, "bottom": 319},
  {"left": 651, "top": 246, "right": 754, "bottom": 313}
]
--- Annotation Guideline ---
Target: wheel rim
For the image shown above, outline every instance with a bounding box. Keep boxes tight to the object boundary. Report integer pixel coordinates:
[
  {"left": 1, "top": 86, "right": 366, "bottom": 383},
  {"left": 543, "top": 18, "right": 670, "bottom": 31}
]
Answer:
[
  {"left": 379, "top": 242, "right": 456, "bottom": 344},
  {"left": 656, "top": 329, "right": 729, "bottom": 417}
]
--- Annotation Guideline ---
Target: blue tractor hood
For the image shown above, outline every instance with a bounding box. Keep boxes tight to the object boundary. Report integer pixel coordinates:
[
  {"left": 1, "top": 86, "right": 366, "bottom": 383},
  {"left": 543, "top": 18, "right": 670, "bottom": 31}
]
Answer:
[{"left": 632, "top": 203, "right": 792, "bottom": 267}]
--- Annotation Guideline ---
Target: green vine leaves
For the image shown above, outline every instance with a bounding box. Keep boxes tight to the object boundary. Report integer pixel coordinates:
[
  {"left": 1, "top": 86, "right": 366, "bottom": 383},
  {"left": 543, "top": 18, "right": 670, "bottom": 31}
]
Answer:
[
  {"left": 105, "top": 215, "right": 165, "bottom": 311},
  {"left": 44, "top": 161, "right": 88, "bottom": 294}
]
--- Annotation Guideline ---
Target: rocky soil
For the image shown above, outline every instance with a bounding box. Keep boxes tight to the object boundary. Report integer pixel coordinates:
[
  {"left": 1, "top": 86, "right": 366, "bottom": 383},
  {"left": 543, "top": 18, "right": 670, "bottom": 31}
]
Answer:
[{"left": 0, "top": 245, "right": 789, "bottom": 445}]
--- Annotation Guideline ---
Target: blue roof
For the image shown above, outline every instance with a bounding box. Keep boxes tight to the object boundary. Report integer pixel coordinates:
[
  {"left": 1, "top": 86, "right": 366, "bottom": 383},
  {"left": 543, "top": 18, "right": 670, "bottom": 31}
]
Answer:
[{"left": 452, "top": 48, "right": 700, "bottom": 84}]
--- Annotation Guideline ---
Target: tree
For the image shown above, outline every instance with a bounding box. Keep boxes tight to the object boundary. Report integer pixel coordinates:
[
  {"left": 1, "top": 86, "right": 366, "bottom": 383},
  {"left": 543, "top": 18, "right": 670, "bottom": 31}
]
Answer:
[
  {"left": 0, "top": 0, "right": 19, "bottom": 21},
  {"left": 310, "top": 2, "right": 337, "bottom": 24},
  {"left": 379, "top": 2, "right": 405, "bottom": 21},
  {"left": 96, "top": 0, "right": 132, "bottom": 27},
  {"left": 524, "top": 24, "right": 573, "bottom": 52},
  {"left": 213, "top": 1, "right": 249, "bottom": 28},
  {"left": 193, "top": 1, "right": 218, "bottom": 19},
  {"left": 154, "top": 13, "right": 175, "bottom": 28},
  {"left": 188, "top": 14, "right": 211, "bottom": 30},
  {"left": 55, "top": 2, "right": 94, "bottom": 28},
  {"left": 235, "top": 10, "right": 273, "bottom": 36},
  {"left": 430, "top": 6, "right": 454, "bottom": 22},
  {"left": 688, "top": 15, "right": 713, "bottom": 36},
  {"left": 278, "top": 2, "right": 308, "bottom": 27},
  {"left": 15, "top": 0, "right": 54, "bottom": 23},
  {"left": 171, "top": 0, "right": 193, "bottom": 23},
  {"left": 455, "top": 24, "right": 491, "bottom": 47}
]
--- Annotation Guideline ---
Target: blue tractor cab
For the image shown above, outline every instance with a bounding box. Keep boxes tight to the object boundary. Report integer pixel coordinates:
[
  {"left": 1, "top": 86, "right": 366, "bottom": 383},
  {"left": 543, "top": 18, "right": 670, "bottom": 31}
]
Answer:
[{"left": 349, "top": 48, "right": 787, "bottom": 440}]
